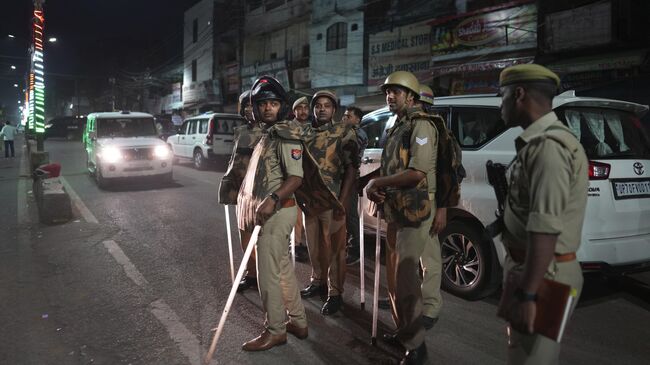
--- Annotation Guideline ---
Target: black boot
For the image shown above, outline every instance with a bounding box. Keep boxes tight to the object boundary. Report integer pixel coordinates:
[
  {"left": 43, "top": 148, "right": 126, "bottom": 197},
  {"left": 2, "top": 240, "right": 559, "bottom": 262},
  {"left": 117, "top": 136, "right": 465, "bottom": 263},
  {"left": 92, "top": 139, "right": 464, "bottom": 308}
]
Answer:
[
  {"left": 321, "top": 295, "right": 343, "bottom": 315},
  {"left": 300, "top": 283, "right": 325, "bottom": 298},
  {"left": 400, "top": 342, "right": 428, "bottom": 365},
  {"left": 237, "top": 276, "right": 257, "bottom": 292}
]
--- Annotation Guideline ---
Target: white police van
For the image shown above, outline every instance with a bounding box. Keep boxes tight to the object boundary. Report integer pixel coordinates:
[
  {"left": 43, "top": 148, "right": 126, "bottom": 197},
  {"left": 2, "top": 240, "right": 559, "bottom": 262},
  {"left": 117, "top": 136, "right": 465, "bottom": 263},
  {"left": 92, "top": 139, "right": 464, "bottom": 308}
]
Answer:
[{"left": 84, "top": 111, "right": 173, "bottom": 189}]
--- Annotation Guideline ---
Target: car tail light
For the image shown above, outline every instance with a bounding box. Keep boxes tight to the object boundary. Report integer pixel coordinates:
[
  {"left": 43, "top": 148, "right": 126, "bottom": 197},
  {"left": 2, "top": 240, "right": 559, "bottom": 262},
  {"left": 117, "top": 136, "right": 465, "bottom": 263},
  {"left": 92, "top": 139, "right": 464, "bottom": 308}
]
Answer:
[
  {"left": 588, "top": 161, "right": 610, "bottom": 180},
  {"left": 206, "top": 118, "right": 214, "bottom": 145}
]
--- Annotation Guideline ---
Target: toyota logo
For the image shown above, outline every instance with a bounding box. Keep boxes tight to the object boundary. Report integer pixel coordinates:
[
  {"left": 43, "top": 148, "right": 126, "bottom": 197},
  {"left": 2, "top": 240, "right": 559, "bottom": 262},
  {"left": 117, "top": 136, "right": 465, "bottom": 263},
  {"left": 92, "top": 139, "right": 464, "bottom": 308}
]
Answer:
[{"left": 633, "top": 162, "right": 644, "bottom": 176}]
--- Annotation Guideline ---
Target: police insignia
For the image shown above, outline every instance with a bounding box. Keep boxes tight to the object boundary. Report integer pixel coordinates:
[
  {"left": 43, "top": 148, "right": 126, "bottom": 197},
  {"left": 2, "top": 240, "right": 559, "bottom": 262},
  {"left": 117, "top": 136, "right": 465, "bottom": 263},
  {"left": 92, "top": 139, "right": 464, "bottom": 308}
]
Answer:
[
  {"left": 416, "top": 137, "right": 428, "bottom": 145},
  {"left": 291, "top": 148, "right": 302, "bottom": 160}
]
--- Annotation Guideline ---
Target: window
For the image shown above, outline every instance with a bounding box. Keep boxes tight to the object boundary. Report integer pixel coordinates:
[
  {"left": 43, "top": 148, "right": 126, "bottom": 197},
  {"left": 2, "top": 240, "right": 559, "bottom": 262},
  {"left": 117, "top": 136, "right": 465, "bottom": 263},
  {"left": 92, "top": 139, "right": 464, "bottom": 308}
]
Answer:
[
  {"left": 199, "top": 119, "right": 209, "bottom": 134},
  {"left": 316, "top": 33, "right": 323, "bottom": 40},
  {"left": 351, "top": 23, "right": 358, "bottom": 31},
  {"left": 270, "top": 52, "right": 277, "bottom": 59},
  {"left": 302, "top": 44, "right": 310, "bottom": 58},
  {"left": 192, "top": 19, "right": 198, "bottom": 43},
  {"left": 361, "top": 112, "right": 396, "bottom": 149},
  {"left": 189, "top": 120, "right": 198, "bottom": 135},
  {"left": 451, "top": 107, "right": 506, "bottom": 149},
  {"left": 326, "top": 22, "right": 348, "bottom": 51},
  {"left": 191, "top": 60, "right": 197, "bottom": 82},
  {"left": 556, "top": 107, "right": 650, "bottom": 159}
]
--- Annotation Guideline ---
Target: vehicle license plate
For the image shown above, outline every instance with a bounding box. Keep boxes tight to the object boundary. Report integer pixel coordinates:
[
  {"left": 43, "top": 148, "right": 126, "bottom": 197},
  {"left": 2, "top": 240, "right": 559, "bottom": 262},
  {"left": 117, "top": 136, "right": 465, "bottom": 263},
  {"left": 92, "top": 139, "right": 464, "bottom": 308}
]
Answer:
[{"left": 611, "top": 179, "right": 650, "bottom": 200}]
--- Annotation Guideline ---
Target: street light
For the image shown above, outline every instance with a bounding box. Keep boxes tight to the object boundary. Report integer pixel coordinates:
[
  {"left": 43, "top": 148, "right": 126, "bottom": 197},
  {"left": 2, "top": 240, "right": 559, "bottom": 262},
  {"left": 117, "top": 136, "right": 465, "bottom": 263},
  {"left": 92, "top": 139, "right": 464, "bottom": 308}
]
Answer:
[
  {"left": 48, "top": 37, "right": 57, "bottom": 43},
  {"left": 13, "top": 84, "right": 18, "bottom": 87},
  {"left": 8, "top": 34, "right": 16, "bottom": 38},
  {"left": 11, "top": 65, "right": 16, "bottom": 69}
]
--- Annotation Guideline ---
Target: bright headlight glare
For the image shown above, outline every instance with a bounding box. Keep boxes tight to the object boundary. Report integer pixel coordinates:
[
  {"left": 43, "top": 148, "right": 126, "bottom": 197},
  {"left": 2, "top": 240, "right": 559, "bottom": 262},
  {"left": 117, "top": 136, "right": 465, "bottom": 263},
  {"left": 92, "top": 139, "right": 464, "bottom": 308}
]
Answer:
[
  {"left": 100, "top": 146, "right": 122, "bottom": 163},
  {"left": 153, "top": 145, "right": 170, "bottom": 158}
]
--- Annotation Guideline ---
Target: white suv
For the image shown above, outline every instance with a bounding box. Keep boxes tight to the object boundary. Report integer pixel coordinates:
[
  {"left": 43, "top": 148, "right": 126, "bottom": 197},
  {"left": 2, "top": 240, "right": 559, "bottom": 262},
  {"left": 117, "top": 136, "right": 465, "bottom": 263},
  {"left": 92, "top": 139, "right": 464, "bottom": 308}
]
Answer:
[
  {"left": 167, "top": 112, "right": 247, "bottom": 170},
  {"left": 84, "top": 111, "right": 173, "bottom": 189},
  {"left": 360, "top": 91, "right": 650, "bottom": 300}
]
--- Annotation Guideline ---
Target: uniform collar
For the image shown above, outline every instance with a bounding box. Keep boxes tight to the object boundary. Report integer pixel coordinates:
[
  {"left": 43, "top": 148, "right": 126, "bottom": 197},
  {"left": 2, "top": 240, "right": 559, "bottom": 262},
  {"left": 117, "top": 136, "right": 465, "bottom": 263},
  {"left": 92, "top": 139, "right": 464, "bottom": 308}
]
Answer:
[
  {"left": 515, "top": 111, "right": 559, "bottom": 152},
  {"left": 314, "top": 120, "right": 334, "bottom": 131}
]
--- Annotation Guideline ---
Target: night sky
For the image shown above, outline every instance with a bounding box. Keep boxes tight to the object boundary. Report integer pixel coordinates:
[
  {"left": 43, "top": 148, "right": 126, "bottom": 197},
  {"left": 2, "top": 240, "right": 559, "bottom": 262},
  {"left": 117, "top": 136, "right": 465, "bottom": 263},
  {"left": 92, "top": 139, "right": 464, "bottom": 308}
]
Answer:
[{"left": 1, "top": 0, "right": 201, "bottom": 120}]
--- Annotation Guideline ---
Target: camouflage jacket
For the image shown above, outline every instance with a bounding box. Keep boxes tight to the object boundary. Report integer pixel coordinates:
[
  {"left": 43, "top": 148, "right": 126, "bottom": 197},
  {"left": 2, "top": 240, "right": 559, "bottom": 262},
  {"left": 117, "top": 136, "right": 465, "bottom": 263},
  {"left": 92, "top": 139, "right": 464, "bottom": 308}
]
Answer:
[
  {"left": 380, "top": 107, "right": 438, "bottom": 226},
  {"left": 236, "top": 120, "right": 343, "bottom": 231},
  {"left": 303, "top": 121, "right": 360, "bottom": 197},
  {"left": 218, "top": 123, "right": 263, "bottom": 205}
]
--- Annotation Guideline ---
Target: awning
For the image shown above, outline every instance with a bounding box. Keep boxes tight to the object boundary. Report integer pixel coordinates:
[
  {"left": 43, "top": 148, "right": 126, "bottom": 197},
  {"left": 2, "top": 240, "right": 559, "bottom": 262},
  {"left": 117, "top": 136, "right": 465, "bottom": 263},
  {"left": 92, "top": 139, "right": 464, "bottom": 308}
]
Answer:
[{"left": 547, "top": 50, "right": 648, "bottom": 74}]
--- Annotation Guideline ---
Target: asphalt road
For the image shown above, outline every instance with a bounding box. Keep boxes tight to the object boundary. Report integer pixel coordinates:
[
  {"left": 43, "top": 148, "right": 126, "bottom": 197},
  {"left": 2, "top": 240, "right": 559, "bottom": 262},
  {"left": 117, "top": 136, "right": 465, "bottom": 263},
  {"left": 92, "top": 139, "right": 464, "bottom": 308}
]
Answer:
[{"left": 1, "top": 137, "right": 649, "bottom": 365}]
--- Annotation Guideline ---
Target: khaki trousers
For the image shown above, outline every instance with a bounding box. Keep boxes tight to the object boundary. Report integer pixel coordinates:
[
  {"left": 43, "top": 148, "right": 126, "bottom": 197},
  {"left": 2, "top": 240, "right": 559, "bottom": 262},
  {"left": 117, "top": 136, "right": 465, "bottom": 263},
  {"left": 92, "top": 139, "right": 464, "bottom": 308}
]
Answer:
[
  {"left": 256, "top": 206, "right": 307, "bottom": 335},
  {"left": 505, "top": 258, "right": 583, "bottom": 365},
  {"left": 239, "top": 230, "right": 256, "bottom": 278},
  {"left": 386, "top": 212, "right": 435, "bottom": 350},
  {"left": 305, "top": 209, "right": 347, "bottom": 296},
  {"left": 386, "top": 210, "right": 442, "bottom": 323}
]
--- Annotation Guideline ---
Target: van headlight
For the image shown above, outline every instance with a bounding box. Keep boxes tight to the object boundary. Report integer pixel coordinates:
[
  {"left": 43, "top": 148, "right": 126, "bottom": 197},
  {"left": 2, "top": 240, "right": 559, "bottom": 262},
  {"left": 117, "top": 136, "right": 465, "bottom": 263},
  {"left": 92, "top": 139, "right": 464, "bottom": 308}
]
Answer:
[
  {"left": 153, "top": 145, "right": 170, "bottom": 159},
  {"left": 99, "top": 146, "right": 122, "bottom": 163}
]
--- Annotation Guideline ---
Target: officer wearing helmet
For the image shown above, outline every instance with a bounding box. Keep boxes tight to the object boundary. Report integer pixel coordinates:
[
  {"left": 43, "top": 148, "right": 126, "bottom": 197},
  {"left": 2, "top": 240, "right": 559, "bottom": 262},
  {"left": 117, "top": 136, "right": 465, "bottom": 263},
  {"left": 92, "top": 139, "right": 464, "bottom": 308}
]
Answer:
[
  {"left": 300, "top": 89, "right": 360, "bottom": 316},
  {"left": 236, "top": 76, "right": 309, "bottom": 351},
  {"left": 218, "top": 90, "right": 264, "bottom": 292},
  {"left": 366, "top": 71, "right": 438, "bottom": 364}
]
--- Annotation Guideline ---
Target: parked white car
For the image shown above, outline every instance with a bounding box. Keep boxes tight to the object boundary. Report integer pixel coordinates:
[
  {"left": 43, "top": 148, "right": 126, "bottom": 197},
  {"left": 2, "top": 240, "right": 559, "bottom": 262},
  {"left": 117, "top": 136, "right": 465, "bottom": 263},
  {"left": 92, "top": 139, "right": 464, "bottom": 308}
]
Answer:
[
  {"left": 360, "top": 90, "right": 650, "bottom": 300},
  {"left": 84, "top": 111, "right": 173, "bottom": 189},
  {"left": 167, "top": 112, "right": 247, "bottom": 170}
]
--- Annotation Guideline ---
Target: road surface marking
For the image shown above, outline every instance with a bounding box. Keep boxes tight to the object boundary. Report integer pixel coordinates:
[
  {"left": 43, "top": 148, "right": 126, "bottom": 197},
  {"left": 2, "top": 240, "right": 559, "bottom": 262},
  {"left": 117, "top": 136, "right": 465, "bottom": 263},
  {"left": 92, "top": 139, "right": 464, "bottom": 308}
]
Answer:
[
  {"left": 103, "top": 240, "right": 150, "bottom": 288},
  {"left": 59, "top": 176, "right": 99, "bottom": 224},
  {"left": 150, "top": 299, "right": 202, "bottom": 365},
  {"left": 103, "top": 240, "right": 203, "bottom": 364}
]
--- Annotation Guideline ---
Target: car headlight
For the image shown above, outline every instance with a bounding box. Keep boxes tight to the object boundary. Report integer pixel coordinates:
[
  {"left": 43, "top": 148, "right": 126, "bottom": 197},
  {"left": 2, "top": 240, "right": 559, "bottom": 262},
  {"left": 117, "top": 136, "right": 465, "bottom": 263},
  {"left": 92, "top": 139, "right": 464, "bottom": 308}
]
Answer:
[
  {"left": 153, "top": 145, "right": 170, "bottom": 159},
  {"left": 99, "top": 146, "right": 122, "bottom": 163}
]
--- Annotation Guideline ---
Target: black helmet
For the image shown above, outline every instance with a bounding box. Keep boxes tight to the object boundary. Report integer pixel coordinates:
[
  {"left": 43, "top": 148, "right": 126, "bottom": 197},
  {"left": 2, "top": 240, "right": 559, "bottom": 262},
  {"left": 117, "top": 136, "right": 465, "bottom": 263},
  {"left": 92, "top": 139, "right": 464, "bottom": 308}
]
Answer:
[
  {"left": 238, "top": 90, "right": 251, "bottom": 118},
  {"left": 250, "top": 75, "right": 289, "bottom": 122}
]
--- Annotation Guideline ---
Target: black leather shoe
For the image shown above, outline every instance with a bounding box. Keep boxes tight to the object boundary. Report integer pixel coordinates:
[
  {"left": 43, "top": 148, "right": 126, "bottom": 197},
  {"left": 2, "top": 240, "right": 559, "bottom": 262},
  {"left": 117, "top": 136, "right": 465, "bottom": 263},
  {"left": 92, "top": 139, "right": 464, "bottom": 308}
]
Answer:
[
  {"left": 382, "top": 333, "right": 402, "bottom": 348},
  {"left": 300, "top": 283, "right": 324, "bottom": 298},
  {"left": 237, "top": 276, "right": 257, "bottom": 292},
  {"left": 422, "top": 315, "right": 438, "bottom": 330},
  {"left": 400, "top": 342, "right": 428, "bottom": 365},
  {"left": 321, "top": 295, "right": 342, "bottom": 315}
]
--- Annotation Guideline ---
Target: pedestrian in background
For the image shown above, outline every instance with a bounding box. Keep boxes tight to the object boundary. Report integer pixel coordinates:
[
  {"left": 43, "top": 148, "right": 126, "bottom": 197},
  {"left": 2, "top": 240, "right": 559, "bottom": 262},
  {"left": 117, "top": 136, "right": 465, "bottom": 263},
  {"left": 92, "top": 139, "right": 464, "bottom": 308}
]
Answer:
[
  {"left": 498, "top": 64, "right": 588, "bottom": 364},
  {"left": 1, "top": 121, "right": 17, "bottom": 158},
  {"left": 291, "top": 96, "right": 311, "bottom": 262}
]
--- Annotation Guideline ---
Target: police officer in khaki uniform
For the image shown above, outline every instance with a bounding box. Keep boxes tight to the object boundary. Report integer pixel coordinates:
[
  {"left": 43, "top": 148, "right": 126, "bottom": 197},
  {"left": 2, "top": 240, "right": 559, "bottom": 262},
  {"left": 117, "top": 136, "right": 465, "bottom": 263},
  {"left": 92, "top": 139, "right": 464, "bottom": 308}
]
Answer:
[
  {"left": 498, "top": 64, "right": 588, "bottom": 364},
  {"left": 300, "top": 90, "right": 360, "bottom": 316},
  {"left": 367, "top": 71, "right": 437, "bottom": 364},
  {"left": 292, "top": 96, "right": 310, "bottom": 124},
  {"left": 237, "top": 76, "right": 308, "bottom": 351},
  {"left": 219, "top": 90, "right": 264, "bottom": 292}
]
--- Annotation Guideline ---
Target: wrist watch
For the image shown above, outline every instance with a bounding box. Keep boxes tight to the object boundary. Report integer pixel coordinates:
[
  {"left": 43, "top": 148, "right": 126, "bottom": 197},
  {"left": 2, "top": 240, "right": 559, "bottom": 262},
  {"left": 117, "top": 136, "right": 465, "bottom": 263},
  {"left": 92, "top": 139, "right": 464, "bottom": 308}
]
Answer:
[
  {"left": 514, "top": 288, "right": 538, "bottom": 302},
  {"left": 269, "top": 192, "right": 280, "bottom": 203}
]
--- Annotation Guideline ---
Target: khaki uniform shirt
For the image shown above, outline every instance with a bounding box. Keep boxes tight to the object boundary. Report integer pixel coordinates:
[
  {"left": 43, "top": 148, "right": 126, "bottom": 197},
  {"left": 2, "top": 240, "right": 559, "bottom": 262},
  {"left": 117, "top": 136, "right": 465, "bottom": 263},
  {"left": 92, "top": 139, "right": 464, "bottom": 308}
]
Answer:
[
  {"left": 305, "top": 121, "right": 360, "bottom": 197},
  {"left": 503, "top": 112, "right": 589, "bottom": 254},
  {"left": 380, "top": 107, "right": 438, "bottom": 224}
]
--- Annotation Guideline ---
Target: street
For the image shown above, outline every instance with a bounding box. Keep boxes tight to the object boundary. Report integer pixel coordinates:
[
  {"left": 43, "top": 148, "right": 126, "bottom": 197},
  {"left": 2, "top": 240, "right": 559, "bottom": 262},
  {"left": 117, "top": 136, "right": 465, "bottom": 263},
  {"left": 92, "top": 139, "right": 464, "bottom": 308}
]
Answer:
[{"left": 1, "top": 137, "right": 649, "bottom": 365}]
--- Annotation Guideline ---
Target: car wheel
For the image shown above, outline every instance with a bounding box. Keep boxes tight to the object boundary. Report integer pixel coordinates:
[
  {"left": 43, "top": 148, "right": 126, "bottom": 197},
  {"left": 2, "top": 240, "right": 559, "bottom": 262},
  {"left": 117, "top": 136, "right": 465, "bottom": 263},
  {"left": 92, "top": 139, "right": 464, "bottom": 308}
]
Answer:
[
  {"left": 439, "top": 220, "right": 497, "bottom": 300},
  {"left": 95, "top": 164, "right": 110, "bottom": 189},
  {"left": 193, "top": 149, "right": 206, "bottom": 170}
]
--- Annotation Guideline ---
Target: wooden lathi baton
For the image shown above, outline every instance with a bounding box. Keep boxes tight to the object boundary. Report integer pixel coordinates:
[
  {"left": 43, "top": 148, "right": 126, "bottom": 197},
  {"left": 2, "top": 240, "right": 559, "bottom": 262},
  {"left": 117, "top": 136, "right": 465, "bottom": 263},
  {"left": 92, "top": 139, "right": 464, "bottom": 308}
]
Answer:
[
  {"left": 204, "top": 225, "right": 261, "bottom": 364},
  {"left": 359, "top": 196, "right": 365, "bottom": 310},
  {"left": 224, "top": 205, "right": 235, "bottom": 284},
  {"left": 371, "top": 210, "right": 381, "bottom": 346}
]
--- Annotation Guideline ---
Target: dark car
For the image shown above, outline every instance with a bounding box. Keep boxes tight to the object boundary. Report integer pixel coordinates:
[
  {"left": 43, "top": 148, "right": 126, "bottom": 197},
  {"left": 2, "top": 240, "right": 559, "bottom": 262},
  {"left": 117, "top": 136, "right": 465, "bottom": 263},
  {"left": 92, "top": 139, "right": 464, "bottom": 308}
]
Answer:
[{"left": 45, "top": 116, "right": 86, "bottom": 140}]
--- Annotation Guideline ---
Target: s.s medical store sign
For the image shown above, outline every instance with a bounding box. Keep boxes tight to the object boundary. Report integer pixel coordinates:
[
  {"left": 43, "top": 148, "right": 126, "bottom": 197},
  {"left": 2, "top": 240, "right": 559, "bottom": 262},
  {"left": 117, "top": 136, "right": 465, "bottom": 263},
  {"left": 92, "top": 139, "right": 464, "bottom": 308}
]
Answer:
[{"left": 431, "top": 3, "right": 537, "bottom": 59}]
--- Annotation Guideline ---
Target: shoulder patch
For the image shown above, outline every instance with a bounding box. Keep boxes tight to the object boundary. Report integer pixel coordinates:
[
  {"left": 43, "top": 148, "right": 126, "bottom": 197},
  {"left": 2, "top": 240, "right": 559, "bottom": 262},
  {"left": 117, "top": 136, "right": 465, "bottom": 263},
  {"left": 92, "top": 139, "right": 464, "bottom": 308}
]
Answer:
[
  {"left": 291, "top": 148, "right": 302, "bottom": 160},
  {"left": 415, "top": 137, "right": 428, "bottom": 145}
]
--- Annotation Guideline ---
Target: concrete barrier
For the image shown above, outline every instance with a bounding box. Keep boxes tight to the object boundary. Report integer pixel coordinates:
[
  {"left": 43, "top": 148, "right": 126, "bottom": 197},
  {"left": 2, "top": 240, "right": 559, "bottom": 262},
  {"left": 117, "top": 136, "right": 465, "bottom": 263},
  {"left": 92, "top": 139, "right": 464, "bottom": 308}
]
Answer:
[{"left": 34, "top": 177, "right": 73, "bottom": 224}]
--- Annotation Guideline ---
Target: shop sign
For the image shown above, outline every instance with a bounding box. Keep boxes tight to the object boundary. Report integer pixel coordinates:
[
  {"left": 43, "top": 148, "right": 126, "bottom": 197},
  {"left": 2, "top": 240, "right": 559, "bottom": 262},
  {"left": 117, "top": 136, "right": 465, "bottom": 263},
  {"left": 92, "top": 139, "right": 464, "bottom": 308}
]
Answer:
[
  {"left": 225, "top": 63, "right": 240, "bottom": 94},
  {"left": 545, "top": 2, "right": 611, "bottom": 52},
  {"left": 183, "top": 79, "right": 222, "bottom": 105},
  {"left": 240, "top": 59, "right": 290, "bottom": 93},
  {"left": 368, "top": 19, "right": 432, "bottom": 86},
  {"left": 431, "top": 3, "right": 537, "bottom": 61},
  {"left": 432, "top": 57, "right": 533, "bottom": 76}
]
